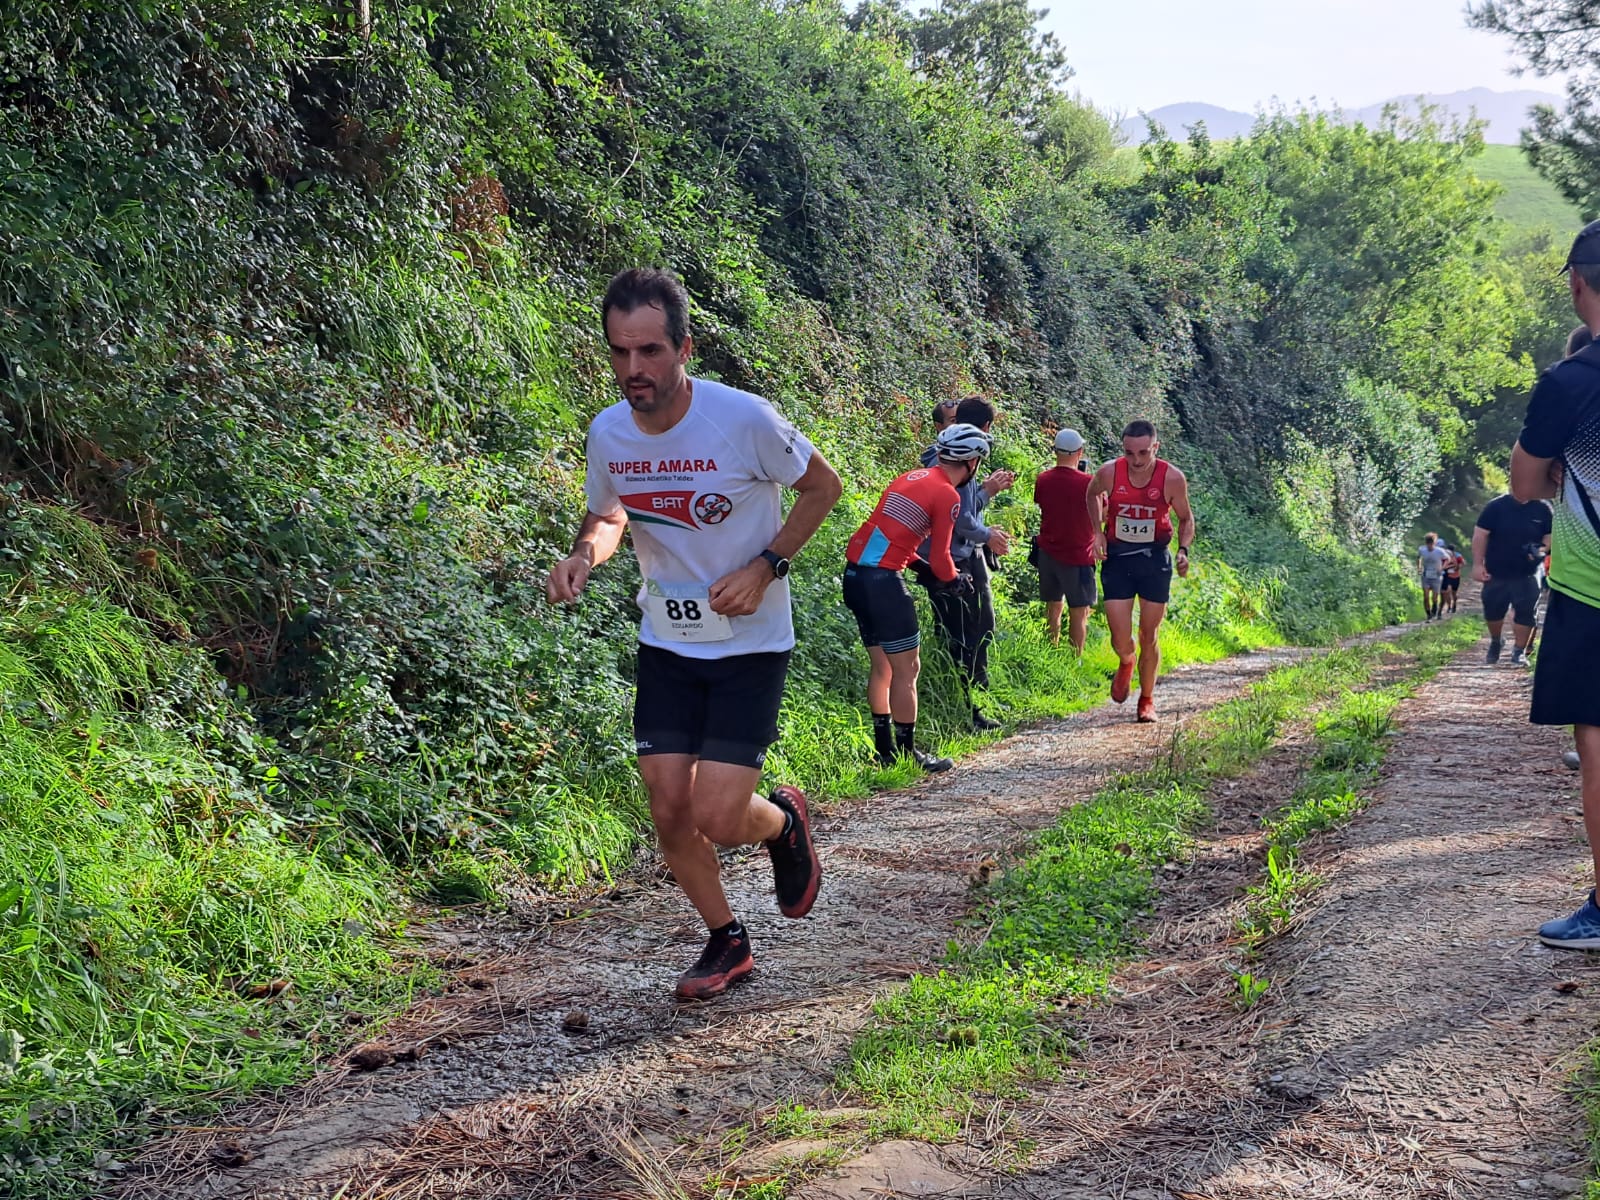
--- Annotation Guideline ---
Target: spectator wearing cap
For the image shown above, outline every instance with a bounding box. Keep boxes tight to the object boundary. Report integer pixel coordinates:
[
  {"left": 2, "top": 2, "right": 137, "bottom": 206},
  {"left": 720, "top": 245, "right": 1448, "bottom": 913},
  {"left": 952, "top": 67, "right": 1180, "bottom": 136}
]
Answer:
[{"left": 1032, "top": 427, "right": 1102, "bottom": 653}]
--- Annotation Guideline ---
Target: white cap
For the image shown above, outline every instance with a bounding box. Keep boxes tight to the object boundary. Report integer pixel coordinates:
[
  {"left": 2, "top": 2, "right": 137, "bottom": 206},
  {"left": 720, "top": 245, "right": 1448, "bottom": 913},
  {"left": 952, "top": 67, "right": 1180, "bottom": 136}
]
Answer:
[{"left": 1054, "top": 428, "right": 1085, "bottom": 452}]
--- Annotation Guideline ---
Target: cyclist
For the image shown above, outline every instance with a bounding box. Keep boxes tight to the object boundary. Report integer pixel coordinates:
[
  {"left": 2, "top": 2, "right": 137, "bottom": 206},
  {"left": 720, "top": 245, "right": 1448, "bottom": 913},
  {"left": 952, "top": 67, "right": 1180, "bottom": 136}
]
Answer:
[{"left": 843, "top": 424, "right": 992, "bottom": 771}]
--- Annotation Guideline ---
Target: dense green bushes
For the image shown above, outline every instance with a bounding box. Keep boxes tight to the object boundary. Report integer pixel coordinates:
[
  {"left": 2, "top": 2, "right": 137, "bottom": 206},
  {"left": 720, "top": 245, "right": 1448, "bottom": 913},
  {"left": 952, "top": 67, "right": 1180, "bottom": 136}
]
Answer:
[{"left": 0, "top": 1, "right": 1538, "bottom": 1191}]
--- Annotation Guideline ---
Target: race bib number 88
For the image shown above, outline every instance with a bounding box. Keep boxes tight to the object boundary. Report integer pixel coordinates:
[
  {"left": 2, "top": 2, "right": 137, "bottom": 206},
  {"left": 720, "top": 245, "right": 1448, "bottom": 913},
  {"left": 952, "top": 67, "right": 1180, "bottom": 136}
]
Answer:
[{"left": 644, "top": 580, "right": 733, "bottom": 643}]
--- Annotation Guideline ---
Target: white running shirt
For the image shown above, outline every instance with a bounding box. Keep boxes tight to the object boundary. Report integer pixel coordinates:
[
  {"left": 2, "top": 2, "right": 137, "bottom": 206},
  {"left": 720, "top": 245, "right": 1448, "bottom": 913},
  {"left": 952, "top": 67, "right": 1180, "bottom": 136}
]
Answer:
[{"left": 583, "top": 377, "right": 815, "bottom": 658}]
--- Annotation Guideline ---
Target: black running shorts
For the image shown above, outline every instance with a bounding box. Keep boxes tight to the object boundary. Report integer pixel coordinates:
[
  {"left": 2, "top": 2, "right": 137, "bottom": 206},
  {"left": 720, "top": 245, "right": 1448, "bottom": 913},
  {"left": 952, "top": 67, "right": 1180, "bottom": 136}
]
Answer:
[
  {"left": 1442, "top": 576, "right": 1461, "bottom": 592},
  {"left": 1483, "top": 574, "right": 1539, "bottom": 625},
  {"left": 633, "top": 643, "right": 790, "bottom": 768},
  {"left": 842, "top": 562, "right": 921, "bottom": 654},
  {"left": 1038, "top": 549, "right": 1098, "bottom": 608},
  {"left": 1532, "top": 590, "right": 1600, "bottom": 727},
  {"left": 1100, "top": 546, "right": 1173, "bottom": 604}
]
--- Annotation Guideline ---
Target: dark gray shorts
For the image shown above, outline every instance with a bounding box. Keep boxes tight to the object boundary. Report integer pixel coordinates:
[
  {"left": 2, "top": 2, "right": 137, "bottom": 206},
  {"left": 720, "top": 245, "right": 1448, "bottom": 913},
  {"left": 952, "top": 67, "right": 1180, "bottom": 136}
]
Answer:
[
  {"left": 1483, "top": 575, "right": 1539, "bottom": 626},
  {"left": 1038, "top": 550, "right": 1097, "bottom": 607}
]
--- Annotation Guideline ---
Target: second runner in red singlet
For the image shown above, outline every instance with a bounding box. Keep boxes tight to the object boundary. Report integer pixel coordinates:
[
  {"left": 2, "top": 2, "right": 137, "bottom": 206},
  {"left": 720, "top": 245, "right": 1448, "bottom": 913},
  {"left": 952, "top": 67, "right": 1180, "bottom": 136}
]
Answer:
[{"left": 1087, "top": 419, "right": 1195, "bottom": 723}]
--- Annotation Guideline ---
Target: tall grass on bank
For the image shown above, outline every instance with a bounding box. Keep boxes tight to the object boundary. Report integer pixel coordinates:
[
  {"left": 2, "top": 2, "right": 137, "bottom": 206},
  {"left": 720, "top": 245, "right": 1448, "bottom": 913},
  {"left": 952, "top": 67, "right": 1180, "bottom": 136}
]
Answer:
[{"left": 0, "top": 590, "right": 416, "bottom": 1199}]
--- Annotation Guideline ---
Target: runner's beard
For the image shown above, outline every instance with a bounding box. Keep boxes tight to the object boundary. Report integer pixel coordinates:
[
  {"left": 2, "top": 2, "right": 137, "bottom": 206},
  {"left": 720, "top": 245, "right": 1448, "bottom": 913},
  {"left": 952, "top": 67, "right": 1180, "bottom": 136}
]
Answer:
[
  {"left": 624, "top": 373, "right": 685, "bottom": 414},
  {"left": 625, "top": 381, "right": 662, "bottom": 412}
]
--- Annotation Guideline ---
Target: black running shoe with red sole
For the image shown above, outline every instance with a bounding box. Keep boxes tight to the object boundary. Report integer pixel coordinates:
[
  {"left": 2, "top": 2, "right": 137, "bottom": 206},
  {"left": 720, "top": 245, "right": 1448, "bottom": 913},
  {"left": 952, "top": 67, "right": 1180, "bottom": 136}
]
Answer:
[
  {"left": 674, "top": 927, "right": 754, "bottom": 1001},
  {"left": 766, "top": 785, "right": 821, "bottom": 918}
]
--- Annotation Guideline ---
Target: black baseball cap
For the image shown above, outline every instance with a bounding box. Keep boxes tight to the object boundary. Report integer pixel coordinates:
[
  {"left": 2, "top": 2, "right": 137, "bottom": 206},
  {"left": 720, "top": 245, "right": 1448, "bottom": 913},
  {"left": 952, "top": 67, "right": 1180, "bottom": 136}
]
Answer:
[{"left": 1565, "top": 219, "right": 1600, "bottom": 270}]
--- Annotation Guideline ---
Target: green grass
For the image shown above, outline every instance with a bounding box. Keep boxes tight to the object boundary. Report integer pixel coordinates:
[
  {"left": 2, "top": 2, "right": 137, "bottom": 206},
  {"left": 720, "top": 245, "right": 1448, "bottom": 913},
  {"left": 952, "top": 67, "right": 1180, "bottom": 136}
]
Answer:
[
  {"left": 1239, "top": 618, "right": 1480, "bottom": 949},
  {"left": 1473, "top": 143, "right": 1588, "bottom": 236},
  {"left": 0, "top": 590, "right": 425, "bottom": 1199}
]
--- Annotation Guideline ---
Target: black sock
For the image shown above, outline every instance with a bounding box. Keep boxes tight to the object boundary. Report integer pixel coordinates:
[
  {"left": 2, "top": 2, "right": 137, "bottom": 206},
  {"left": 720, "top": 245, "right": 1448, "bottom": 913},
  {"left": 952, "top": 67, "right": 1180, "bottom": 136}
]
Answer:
[
  {"left": 894, "top": 720, "right": 916, "bottom": 753},
  {"left": 711, "top": 918, "right": 745, "bottom": 941},
  {"left": 873, "top": 712, "right": 894, "bottom": 759}
]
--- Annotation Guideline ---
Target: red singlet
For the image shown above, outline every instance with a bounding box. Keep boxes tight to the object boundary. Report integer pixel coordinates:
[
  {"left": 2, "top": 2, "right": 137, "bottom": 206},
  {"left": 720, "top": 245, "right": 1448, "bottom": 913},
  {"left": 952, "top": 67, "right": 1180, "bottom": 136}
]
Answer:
[
  {"left": 1105, "top": 458, "right": 1173, "bottom": 548},
  {"left": 846, "top": 469, "right": 961, "bottom": 581}
]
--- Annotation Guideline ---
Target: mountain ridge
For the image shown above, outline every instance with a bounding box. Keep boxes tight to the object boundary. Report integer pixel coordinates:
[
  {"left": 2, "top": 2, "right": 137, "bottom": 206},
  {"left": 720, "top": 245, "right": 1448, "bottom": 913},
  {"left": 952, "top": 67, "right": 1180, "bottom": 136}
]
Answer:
[{"left": 1118, "top": 87, "right": 1563, "bottom": 145}]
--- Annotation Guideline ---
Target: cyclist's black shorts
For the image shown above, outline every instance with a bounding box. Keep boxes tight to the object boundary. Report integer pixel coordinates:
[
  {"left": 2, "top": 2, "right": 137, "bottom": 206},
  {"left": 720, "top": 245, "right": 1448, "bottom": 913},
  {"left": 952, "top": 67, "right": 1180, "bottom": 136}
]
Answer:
[
  {"left": 1100, "top": 545, "right": 1173, "bottom": 604},
  {"left": 842, "top": 562, "right": 921, "bottom": 654},
  {"left": 633, "top": 643, "right": 790, "bottom": 768}
]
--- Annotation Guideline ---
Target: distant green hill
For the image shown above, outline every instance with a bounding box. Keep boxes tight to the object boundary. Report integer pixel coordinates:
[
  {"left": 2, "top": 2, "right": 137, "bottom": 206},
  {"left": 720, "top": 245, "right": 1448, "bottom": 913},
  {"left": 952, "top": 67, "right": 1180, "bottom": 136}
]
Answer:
[{"left": 1473, "top": 143, "right": 1588, "bottom": 235}]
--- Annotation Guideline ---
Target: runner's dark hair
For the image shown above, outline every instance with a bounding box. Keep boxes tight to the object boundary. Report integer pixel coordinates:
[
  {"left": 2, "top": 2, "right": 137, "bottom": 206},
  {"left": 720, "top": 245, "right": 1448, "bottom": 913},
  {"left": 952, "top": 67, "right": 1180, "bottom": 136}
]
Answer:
[
  {"left": 602, "top": 268, "right": 691, "bottom": 347},
  {"left": 930, "top": 399, "right": 958, "bottom": 428},
  {"left": 1123, "top": 419, "right": 1157, "bottom": 440},
  {"left": 954, "top": 395, "right": 995, "bottom": 428}
]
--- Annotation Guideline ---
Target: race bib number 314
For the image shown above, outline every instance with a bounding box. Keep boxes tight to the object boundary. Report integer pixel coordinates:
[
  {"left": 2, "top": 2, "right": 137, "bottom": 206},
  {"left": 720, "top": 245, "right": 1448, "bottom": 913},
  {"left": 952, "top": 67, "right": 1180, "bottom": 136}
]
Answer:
[
  {"left": 644, "top": 580, "right": 733, "bottom": 643},
  {"left": 1115, "top": 514, "right": 1156, "bottom": 543}
]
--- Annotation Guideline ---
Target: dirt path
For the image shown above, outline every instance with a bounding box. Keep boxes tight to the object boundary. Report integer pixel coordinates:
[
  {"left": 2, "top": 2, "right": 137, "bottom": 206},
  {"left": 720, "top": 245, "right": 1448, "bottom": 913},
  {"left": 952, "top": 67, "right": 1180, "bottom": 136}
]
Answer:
[
  {"left": 994, "top": 629, "right": 1599, "bottom": 1200},
  {"left": 113, "top": 642, "right": 1328, "bottom": 1200}
]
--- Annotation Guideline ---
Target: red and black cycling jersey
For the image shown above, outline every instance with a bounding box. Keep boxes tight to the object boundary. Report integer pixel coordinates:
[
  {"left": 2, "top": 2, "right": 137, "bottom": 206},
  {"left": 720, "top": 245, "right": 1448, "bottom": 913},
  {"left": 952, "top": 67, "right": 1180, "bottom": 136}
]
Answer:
[{"left": 846, "top": 469, "right": 961, "bottom": 581}]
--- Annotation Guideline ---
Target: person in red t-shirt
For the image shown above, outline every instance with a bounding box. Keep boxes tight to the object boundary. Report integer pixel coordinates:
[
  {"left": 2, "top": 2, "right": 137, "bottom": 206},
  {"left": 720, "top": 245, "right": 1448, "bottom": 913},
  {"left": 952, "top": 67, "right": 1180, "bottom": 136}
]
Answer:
[{"left": 1032, "top": 428, "right": 1102, "bottom": 653}]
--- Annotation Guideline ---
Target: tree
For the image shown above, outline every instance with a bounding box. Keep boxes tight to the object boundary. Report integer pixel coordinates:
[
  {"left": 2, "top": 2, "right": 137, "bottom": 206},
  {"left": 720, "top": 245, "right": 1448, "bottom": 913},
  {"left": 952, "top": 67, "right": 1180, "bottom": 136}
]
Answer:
[
  {"left": 1468, "top": 0, "right": 1600, "bottom": 212},
  {"left": 852, "top": 0, "right": 1072, "bottom": 126}
]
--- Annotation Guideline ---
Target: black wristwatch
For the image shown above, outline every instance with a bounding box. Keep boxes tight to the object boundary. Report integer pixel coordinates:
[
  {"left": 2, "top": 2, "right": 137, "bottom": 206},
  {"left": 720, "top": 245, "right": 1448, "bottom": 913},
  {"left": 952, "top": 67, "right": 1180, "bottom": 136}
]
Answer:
[{"left": 759, "top": 549, "right": 791, "bottom": 579}]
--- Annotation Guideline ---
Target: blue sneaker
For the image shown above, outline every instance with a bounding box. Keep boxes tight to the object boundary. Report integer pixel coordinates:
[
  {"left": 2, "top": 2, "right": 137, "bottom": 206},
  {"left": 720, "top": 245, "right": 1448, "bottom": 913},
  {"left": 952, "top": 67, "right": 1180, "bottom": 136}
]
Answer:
[{"left": 1538, "top": 891, "right": 1600, "bottom": 949}]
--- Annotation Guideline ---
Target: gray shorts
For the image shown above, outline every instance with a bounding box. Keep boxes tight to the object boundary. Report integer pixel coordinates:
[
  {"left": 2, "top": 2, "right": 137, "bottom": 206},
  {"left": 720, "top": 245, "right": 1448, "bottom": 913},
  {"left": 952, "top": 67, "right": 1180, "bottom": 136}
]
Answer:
[
  {"left": 1421, "top": 574, "right": 1442, "bottom": 591},
  {"left": 1483, "top": 574, "right": 1539, "bottom": 626},
  {"left": 1039, "top": 549, "right": 1098, "bottom": 607}
]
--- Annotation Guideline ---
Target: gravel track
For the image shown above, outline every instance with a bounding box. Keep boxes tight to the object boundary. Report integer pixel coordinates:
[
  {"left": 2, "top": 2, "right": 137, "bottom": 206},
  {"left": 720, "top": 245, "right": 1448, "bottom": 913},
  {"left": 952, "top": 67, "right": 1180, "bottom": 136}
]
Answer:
[{"left": 113, "top": 640, "right": 1327, "bottom": 1200}]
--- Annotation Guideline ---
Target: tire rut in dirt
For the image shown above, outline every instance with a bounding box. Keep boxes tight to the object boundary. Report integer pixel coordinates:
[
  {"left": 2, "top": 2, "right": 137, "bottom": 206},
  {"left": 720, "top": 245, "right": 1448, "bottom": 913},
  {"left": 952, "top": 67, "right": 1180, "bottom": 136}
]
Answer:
[{"left": 999, "top": 637, "right": 1596, "bottom": 1200}]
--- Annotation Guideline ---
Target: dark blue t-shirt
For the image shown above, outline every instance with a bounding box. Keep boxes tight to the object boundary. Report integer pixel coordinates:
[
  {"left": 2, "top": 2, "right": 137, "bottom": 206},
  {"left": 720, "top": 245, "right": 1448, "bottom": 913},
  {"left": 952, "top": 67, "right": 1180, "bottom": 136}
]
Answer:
[{"left": 1475, "top": 494, "right": 1552, "bottom": 579}]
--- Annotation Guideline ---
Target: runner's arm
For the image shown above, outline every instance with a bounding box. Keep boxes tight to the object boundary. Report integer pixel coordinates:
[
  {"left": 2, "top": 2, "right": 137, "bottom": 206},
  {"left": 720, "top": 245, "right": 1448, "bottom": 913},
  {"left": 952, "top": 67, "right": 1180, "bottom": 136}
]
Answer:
[
  {"left": 1087, "top": 463, "right": 1113, "bottom": 560},
  {"left": 547, "top": 508, "right": 629, "bottom": 603},
  {"left": 1510, "top": 442, "right": 1559, "bottom": 502},
  {"left": 709, "top": 450, "right": 842, "bottom": 616},
  {"left": 1470, "top": 525, "right": 1491, "bottom": 583},
  {"left": 1168, "top": 467, "right": 1195, "bottom": 577},
  {"left": 928, "top": 490, "right": 959, "bottom": 583}
]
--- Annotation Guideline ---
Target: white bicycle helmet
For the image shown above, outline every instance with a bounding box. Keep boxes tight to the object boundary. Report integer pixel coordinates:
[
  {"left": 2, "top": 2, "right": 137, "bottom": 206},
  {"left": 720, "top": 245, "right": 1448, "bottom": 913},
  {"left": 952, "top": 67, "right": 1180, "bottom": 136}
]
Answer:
[{"left": 935, "top": 422, "right": 991, "bottom": 462}]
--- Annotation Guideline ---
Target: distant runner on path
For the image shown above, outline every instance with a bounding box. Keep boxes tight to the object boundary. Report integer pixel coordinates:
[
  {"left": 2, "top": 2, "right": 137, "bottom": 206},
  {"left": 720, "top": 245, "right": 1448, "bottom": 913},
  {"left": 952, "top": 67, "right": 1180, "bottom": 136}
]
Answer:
[
  {"left": 546, "top": 268, "right": 842, "bottom": 999},
  {"left": 1087, "top": 420, "right": 1194, "bottom": 723},
  {"left": 1519, "top": 222, "right": 1600, "bottom": 948},
  {"left": 1417, "top": 533, "right": 1448, "bottom": 621},
  {"left": 844, "top": 424, "right": 991, "bottom": 773},
  {"left": 1032, "top": 427, "right": 1101, "bottom": 654},
  {"left": 1442, "top": 543, "right": 1463, "bottom": 614},
  {"left": 1471, "top": 494, "right": 1551, "bottom": 665}
]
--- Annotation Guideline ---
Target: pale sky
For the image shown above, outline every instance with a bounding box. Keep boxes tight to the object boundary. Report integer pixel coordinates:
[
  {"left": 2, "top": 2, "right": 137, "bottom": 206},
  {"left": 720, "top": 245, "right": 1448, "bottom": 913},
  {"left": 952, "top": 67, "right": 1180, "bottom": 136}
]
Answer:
[{"left": 1043, "top": 0, "right": 1555, "bottom": 116}]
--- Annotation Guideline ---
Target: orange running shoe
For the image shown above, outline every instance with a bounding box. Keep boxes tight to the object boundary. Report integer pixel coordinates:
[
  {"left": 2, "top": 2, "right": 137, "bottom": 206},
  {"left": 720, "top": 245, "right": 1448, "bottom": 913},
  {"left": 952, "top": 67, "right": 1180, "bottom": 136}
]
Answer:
[
  {"left": 1111, "top": 660, "right": 1134, "bottom": 704},
  {"left": 1137, "top": 694, "right": 1156, "bottom": 723}
]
